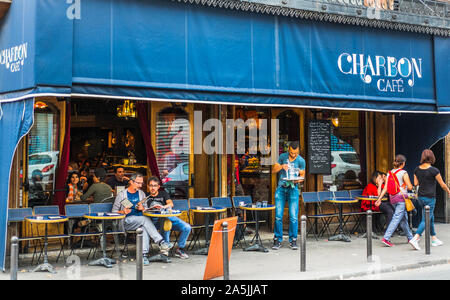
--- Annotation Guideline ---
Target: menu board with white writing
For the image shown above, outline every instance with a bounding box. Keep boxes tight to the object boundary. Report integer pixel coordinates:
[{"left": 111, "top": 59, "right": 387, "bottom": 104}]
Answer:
[{"left": 308, "top": 120, "right": 331, "bottom": 175}]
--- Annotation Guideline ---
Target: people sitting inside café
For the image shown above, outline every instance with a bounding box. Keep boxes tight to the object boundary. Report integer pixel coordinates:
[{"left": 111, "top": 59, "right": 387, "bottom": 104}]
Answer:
[
  {"left": 106, "top": 166, "right": 130, "bottom": 191},
  {"left": 66, "top": 172, "right": 83, "bottom": 203},
  {"left": 80, "top": 168, "right": 114, "bottom": 203}
]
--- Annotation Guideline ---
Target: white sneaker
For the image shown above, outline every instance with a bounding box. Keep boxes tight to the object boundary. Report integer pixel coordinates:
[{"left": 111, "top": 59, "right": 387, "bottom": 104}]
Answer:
[
  {"left": 431, "top": 238, "right": 444, "bottom": 247},
  {"left": 409, "top": 238, "right": 421, "bottom": 250}
]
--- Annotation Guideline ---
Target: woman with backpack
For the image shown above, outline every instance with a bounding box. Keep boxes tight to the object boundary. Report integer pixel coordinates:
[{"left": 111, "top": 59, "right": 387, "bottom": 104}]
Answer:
[
  {"left": 409, "top": 149, "right": 450, "bottom": 247},
  {"left": 375, "top": 154, "right": 419, "bottom": 249}
]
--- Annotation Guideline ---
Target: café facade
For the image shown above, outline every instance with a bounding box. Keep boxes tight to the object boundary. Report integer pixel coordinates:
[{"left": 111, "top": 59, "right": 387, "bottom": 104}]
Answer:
[{"left": 0, "top": 0, "right": 449, "bottom": 270}]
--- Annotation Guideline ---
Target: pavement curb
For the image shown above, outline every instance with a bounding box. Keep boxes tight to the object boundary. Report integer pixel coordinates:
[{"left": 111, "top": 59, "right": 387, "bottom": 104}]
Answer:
[{"left": 311, "top": 258, "right": 450, "bottom": 280}]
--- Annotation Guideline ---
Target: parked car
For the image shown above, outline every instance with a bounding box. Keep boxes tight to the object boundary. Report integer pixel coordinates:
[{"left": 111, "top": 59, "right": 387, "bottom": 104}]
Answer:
[
  {"left": 161, "top": 162, "right": 189, "bottom": 199},
  {"left": 323, "top": 151, "right": 361, "bottom": 185},
  {"left": 28, "top": 151, "right": 59, "bottom": 188}
]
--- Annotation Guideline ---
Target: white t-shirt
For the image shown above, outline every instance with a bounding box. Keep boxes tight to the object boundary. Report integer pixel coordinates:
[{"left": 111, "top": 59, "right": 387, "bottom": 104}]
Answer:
[{"left": 387, "top": 168, "right": 408, "bottom": 194}]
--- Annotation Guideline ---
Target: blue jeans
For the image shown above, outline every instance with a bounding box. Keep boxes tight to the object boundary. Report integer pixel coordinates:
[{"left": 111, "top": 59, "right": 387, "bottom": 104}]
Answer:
[
  {"left": 274, "top": 186, "right": 299, "bottom": 242},
  {"left": 415, "top": 196, "right": 436, "bottom": 236},
  {"left": 153, "top": 217, "right": 192, "bottom": 249},
  {"left": 383, "top": 202, "right": 413, "bottom": 241}
]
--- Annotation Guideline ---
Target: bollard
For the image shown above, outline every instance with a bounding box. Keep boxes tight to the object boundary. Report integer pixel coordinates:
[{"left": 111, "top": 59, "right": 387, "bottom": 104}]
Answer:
[
  {"left": 136, "top": 228, "right": 144, "bottom": 280},
  {"left": 367, "top": 210, "right": 373, "bottom": 262},
  {"left": 10, "top": 236, "right": 18, "bottom": 280},
  {"left": 300, "top": 215, "right": 306, "bottom": 272},
  {"left": 222, "top": 222, "right": 229, "bottom": 280},
  {"left": 425, "top": 205, "right": 431, "bottom": 255}
]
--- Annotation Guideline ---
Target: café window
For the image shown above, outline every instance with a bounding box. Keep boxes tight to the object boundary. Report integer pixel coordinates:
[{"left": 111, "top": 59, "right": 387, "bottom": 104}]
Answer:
[
  {"left": 156, "top": 107, "right": 190, "bottom": 199},
  {"left": 322, "top": 110, "right": 365, "bottom": 191},
  {"left": 27, "top": 101, "right": 60, "bottom": 207},
  {"left": 232, "top": 107, "right": 271, "bottom": 202}
]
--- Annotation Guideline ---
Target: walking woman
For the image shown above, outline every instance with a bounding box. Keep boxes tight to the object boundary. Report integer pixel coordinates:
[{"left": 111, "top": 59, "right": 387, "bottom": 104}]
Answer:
[
  {"left": 376, "top": 154, "right": 418, "bottom": 249},
  {"left": 409, "top": 149, "right": 450, "bottom": 247}
]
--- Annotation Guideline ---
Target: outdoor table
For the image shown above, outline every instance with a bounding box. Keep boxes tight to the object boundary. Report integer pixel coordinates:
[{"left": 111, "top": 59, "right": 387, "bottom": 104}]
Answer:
[
  {"left": 84, "top": 212, "right": 125, "bottom": 268},
  {"left": 325, "top": 197, "right": 359, "bottom": 242},
  {"left": 354, "top": 196, "right": 388, "bottom": 239},
  {"left": 25, "top": 215, "right": 68, "bottom": 273},
  {"left": 190, "top": 206, "right": 227, "bottom": 255},
  {"left": 240, "top": 204, "right": 275, "bottom": 252},
  {"left": 143, "top": 210, "right": 182, "bottom": 263}
]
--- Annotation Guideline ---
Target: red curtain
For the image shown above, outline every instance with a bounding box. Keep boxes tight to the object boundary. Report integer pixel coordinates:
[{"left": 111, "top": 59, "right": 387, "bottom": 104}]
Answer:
[
  {"left": 136, "top": 102, "right": 160, "bottom": 181},
  {"left": 53, "top": 102, "right": 71, "bottom": 214}
]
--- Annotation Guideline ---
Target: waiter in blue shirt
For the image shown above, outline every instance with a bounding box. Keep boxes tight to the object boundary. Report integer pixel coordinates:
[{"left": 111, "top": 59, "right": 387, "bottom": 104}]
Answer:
[{"left": 272, "top": 141, "right": 305, "bottom": 250}]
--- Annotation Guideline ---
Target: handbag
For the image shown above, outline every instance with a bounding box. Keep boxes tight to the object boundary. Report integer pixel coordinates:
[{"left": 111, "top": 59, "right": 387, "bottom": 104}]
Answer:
[{"left": 391, "top": 171, "right": 415, "bottom": 212}]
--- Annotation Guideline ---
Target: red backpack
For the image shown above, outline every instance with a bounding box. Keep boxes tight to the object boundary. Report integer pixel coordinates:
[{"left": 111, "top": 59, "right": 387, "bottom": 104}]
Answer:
[{"left": 387, "top": 169, "right": 403, "bottom": 195}]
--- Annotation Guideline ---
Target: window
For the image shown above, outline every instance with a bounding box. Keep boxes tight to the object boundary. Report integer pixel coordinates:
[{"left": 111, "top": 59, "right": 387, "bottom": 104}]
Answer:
[
  {"left": 156, "top": 107, "right": 190, "bottom": 199},
  {"left": 27, "top": 102, "right": 60, "bottom": 207}
]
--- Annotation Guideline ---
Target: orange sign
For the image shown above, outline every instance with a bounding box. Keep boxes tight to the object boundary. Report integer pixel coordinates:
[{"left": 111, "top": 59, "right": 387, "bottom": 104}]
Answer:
[{"left": 203, "top": 216, "right": 238, "bottom": 280}]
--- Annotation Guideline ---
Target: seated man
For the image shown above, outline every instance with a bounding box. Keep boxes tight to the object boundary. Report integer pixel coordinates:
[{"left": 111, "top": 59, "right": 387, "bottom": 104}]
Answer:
[
  {"left": 106, "top": 166, "right": 130, "bottom": 191},
  {"left": 112, "top": 172, "right": 173, "bottom": 265},
  {"left": 146, "top": 176, "right": 192, "bottom": 259}
]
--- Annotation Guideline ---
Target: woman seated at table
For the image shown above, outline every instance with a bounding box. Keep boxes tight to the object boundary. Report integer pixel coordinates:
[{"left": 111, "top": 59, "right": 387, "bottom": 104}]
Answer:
[
  {"left": 66, "top": 172, "right": 83, "bottom": 203},
  {"left": 361, "top": 171, "right": 394, "bottom": 231}
]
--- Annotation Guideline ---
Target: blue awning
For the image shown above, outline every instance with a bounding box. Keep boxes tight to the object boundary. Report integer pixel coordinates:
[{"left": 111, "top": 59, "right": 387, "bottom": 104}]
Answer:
[
  {"left": 0, "top": 0, "right": 448, "bottom": 113},
  {"left": 0, "top": 98, "right": 34, "bottom": 271}
]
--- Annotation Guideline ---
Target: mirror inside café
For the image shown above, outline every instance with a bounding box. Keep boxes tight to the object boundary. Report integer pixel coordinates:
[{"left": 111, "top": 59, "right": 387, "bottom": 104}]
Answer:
[
  {"left": 321, "top": 110, "right": 365, "bottom": 191},
  {"left": 27, "top": 101, "right": 60, "bottom": 207},
  {"left": 69, "top": 99, "right": 147, "bottom": 195}
]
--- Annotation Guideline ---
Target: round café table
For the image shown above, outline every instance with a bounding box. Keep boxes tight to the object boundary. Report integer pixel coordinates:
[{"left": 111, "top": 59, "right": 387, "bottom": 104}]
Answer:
[
  {"left": 354, "top": 196, "right": 388, "bottom": 239},
  {"left": 190, "top": 206, "right": 227, "bottom": 255},
  {"left": 25, "top": 215, "right": 68, "bottom": 273},
  {"left": 84, "top": 212, "right": 125, "bottom": 268},
  {"left": 143, "top": 210, "right": 182, "bottom": 263},
  {"left": 325, "top": 197, "right": 359, "bottom": 242},
  {"left": 240, "top": 205, "right": 275, "bottom": 252}
]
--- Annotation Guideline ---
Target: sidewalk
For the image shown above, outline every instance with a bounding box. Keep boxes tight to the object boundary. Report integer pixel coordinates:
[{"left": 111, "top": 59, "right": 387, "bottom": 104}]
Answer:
[{"left": 2, "top": 223, "right": 450, "bottom": 280}]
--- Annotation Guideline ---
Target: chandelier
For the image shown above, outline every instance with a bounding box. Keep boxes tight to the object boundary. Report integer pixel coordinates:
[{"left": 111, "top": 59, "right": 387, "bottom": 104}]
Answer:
[{"left": 117, "top": 100, "right": 136, "bottom": 119}]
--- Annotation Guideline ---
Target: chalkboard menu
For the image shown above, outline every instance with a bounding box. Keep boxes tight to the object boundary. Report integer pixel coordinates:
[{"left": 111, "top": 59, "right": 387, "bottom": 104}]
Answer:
[{"left": 308, "top": 120, "right": 331, "bottom": 174}]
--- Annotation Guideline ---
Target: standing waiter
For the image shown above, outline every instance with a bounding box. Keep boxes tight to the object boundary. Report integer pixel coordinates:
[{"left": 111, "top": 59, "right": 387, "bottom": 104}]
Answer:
[{"left": 272, "top": 141, "right": 305, "bottom": 250}]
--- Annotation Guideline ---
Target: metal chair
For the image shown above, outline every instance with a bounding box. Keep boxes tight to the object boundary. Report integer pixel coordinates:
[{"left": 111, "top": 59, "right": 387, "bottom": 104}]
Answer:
[
  {"left": 186, "top": 198, "right": 210, "bottom": 250},
  {"left": 33, "top": 205, "right": 59, "bottom": 215},
  {"left": 302, "top": 192, "right": 337, "bottom": 240},
  {"left": 65, "top": 204, "right": 101, "bottom": 258},
  {"left": 89, "top": 203, "right": 113, "bottom": 214},
  {"left": 7, "top": 208, "right": 41, "bottom": 265},
  {"left": 211, "top": 197, "right": 232, "bottom": 218}
]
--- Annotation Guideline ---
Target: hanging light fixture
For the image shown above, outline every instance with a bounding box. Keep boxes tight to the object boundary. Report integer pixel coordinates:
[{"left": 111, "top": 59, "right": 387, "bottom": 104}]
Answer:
[
  {"left": 34, "top": 101, "right": 48, "bottom": 109},
  {"left": 117, "top": 100, "right": 136, "bottom": 119},
  {"left": 331, "top": 112, "right": 339, "bottom": 127}
]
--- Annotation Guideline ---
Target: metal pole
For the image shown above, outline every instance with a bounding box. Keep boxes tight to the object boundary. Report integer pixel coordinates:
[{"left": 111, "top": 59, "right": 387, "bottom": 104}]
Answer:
[
  {"left": 136, "top": 228, "right": 144, "bottom": 280},
  {"left": 300, "top": 215, "right": 306, "bottom": 272},
  {"left": 366, "top": 210, "right": 373, "bottom": 262},
  {"left": 222, "top": 221, "right": 229, "bottom": 280},
  {"left": 10, "top": 236, "right": 18, "bottom": 280},
  {"left": 425, "top": 205, "right": 431, "bottom": 255}
]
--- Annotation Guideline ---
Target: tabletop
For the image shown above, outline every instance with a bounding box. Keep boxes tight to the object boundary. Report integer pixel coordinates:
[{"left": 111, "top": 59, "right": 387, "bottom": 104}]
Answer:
[
  {"left": 84, "top": 212, "right": 125, "bottom": 220},
  {"left": 240, "top": 204, "right": 276, "bottom": 211},
  {"left": 325, "top": 197, "right": 359, "bottom": 204},
  {"left": 190, "top": 206, "right": 227, "bottom": 214},
  {"left": 355, "top": 196, "right": 388, "bottom": 202},
  {"left": 25, "top": 215, "right": 68, "bottom": 224},
  {"left": 143, "top": 210, "right": 182, "bottom": 218}
]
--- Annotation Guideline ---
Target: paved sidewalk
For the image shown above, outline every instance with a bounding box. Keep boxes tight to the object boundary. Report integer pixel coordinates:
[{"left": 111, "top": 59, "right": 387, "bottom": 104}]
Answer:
[{"left": 2, "top": 223, "right": 450, "bottom": 280}]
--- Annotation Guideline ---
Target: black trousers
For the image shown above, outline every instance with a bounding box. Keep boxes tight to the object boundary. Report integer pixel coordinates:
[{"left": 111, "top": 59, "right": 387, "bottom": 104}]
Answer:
[{"left": 379, "top": 201, "right": 395, "bottom": 229}]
